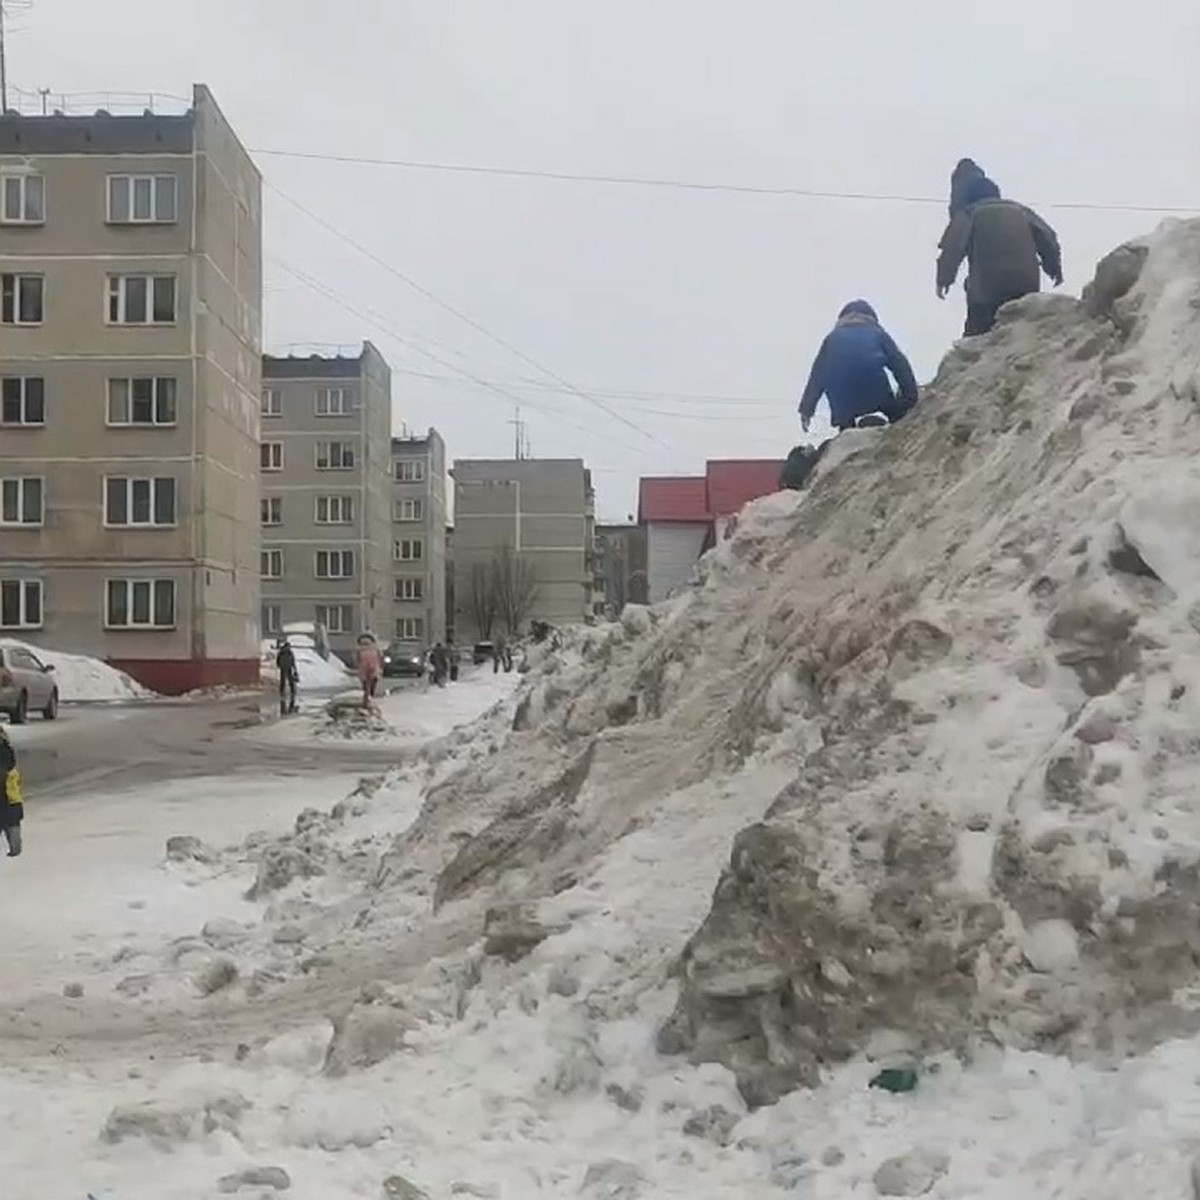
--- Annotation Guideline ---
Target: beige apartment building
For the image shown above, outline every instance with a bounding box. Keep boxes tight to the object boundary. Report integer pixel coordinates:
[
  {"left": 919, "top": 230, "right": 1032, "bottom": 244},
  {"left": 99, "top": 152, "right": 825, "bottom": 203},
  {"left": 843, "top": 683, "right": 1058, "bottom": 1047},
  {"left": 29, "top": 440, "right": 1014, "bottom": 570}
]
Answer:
[
  {"left": 452, "top": 458, "right": 595, "bottom": 645},
  {"left": 259, "top": 345, "right": 393, "bottom": 661},
  {"left": 0, "top": 85, "right": 262, "bottom": 694},
  {"left": 391, "top": 428, "right": 448, "bottom": 647}
]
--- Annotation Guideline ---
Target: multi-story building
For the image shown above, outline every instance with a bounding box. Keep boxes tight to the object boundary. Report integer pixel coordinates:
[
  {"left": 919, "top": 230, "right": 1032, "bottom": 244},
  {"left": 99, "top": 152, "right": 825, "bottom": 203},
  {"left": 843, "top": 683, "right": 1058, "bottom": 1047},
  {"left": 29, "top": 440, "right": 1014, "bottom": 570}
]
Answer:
[
  {"left": 452, "top": 458, "right": 594, "bottom": 644},
  {"left": 594, "top": 523, "right": 649, "bottom": 615},
  {"left": 259, "top": 344, "right": 393, "bottom": 661},
  {"left": 390, "top": 428, "right": 448, "bottom": 647},
  {"left": 0, "top": 86, "right": 262, "bottom": 693}
]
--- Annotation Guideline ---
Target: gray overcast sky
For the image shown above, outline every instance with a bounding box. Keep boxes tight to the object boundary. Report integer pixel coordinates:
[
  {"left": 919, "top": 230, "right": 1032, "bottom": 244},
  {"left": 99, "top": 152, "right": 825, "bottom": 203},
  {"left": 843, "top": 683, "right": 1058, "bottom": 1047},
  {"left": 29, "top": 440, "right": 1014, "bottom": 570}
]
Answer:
[{"left": 9, "top": 0, "right": 1200, "bottom": 518}]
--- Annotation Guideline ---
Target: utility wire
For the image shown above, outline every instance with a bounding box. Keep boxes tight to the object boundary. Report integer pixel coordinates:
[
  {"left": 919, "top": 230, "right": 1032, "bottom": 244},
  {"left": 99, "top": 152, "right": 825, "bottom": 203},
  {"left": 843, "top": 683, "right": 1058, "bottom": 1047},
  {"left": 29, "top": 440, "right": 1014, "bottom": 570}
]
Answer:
[
  {"left": 253, "top": 147, "right": 1199, "bottom": 216},
  {"left": 266, "top": 183, "right": 669, "bottom": 448},
  {"left": 267, "top": 254, "right": 662, "bottom": 457}
]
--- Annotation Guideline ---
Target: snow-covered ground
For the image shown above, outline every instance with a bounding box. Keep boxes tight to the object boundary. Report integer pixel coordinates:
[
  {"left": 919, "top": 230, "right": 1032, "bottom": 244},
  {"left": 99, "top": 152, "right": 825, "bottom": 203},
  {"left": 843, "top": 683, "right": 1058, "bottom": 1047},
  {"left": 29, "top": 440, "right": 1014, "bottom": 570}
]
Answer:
[
  {"left": 0, "top": 638, "right": 149, "bottom": 702},
  {"left": 7, "top": 222, "right": 1200, "bottom": 1199}
]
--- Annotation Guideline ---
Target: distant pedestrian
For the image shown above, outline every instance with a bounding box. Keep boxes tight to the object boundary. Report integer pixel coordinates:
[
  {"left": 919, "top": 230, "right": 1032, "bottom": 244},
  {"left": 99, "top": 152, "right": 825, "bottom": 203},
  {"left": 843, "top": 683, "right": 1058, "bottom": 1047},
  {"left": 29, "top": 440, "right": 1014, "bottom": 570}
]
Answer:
[
  {"left": 0, "top": 726, "right": 24, "bottom": 858},
  {"left": 356, "top": 633, "right": 383, "bottom": 708},
  {"left": 447, "top": 637, "right": 459, "bottom": 682},
  {"left": 798, "top": 301, "right": 920, "bottom": 434},
  {"left": 429, "top": 642, "right": 450, "bottom": 687},
  {"left": 493, "top": 636, "right": 506, "bottom": 675},
  {"left": 276, "top": 638, "right": 299, "bottom": 715},
  {"left": 936, "top": 175, "right": 1063, "bottom": 337}
]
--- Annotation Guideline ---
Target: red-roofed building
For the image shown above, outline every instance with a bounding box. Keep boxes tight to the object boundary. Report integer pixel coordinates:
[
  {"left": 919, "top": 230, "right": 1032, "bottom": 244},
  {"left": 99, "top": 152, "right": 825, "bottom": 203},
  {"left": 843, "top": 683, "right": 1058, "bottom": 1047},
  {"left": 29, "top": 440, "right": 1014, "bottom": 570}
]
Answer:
[
  {"left": 637, "top": 459, "right": 783, "bottom": 602},
  {"left": 638, "top": 476, "right": 710, "bottom": 602}
]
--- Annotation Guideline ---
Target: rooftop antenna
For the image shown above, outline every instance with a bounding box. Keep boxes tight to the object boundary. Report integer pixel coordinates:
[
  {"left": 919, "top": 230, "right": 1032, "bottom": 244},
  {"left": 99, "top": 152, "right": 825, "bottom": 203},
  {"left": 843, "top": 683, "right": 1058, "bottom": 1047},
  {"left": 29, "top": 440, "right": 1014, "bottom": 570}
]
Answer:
[{"left": 510, "top": 406, "right": 528, "bottom": 461}]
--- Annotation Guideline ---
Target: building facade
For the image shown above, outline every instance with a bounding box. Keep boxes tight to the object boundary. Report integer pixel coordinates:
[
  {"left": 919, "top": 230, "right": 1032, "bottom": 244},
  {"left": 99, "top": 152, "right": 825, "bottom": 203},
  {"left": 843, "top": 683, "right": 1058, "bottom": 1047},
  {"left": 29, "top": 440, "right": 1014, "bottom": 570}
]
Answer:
[
  {"left": 594, "top": 523, "right": 649, "bottom": 615},
  {"left": 452, "top": 458, "right": 594, "bottom": 644},
  {"left": 259, "top": 344, "right": 393, "bottom": 661},
  {"left": 390, "top": 428, "right": 448, "bottom": 647},
  {"left": 0, "top": 85, "right": 262, "bottom": 693}
]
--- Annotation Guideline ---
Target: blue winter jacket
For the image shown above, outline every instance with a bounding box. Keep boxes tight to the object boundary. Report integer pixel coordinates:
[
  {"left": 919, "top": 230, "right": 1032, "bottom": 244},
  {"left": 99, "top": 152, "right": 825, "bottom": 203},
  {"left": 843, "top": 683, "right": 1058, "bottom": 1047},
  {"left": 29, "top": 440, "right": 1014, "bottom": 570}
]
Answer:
[{"left": 798, "top": 301, "right": 920, "bottom": 429}]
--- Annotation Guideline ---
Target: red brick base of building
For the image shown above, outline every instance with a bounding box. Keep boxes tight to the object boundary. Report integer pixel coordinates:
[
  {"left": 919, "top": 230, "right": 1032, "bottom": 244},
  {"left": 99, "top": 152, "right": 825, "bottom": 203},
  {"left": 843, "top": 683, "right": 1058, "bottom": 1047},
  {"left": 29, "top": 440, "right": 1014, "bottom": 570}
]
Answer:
[{"left": 108, "top": 657, "right": 261, "bottom": 697}]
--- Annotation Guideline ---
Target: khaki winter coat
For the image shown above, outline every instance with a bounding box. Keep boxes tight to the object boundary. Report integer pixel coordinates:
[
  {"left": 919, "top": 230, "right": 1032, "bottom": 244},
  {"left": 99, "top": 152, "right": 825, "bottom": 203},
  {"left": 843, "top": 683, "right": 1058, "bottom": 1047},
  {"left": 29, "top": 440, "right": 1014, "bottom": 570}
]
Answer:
[{"left": 937, "top": 198, "right": 1062, "bottom": 306}]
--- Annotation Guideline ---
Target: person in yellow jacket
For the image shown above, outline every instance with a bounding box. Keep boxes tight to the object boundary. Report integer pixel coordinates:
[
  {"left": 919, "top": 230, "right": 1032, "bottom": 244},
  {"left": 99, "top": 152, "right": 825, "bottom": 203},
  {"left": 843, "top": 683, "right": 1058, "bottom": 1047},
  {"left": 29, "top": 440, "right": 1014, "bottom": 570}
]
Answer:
[{"left": 0, "top": 725, "right": 23, "bottom": 857}]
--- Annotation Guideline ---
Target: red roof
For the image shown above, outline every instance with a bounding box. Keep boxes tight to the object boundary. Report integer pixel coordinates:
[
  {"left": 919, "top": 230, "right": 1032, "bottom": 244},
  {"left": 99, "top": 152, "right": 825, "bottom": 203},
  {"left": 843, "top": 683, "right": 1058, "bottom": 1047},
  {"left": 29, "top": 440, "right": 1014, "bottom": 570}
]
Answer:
[
  {"left": 705, "top": 459, "right": 784, "bottom": 518},
  {"left": 638, "top": 476, "right": 708, "bottom": 524}
]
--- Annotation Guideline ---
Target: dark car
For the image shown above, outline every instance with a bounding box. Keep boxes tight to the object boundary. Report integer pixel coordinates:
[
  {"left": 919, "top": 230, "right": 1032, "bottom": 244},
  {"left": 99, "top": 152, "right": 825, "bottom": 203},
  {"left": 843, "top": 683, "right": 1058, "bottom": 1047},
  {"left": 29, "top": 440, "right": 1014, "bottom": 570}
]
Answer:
[
  {"left": 472, "top": 641, "right": 495, "bottom": 666},
  {"left": 382, "top": 642, "right": 426, "bottom": 678}
]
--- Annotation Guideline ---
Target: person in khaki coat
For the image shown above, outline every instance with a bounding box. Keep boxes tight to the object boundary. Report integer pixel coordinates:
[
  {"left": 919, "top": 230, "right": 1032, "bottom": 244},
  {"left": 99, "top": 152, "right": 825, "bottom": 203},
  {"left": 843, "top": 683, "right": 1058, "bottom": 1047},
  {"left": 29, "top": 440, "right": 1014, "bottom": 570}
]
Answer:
[{"left": 936, "top": 176, "right": 1063, "bottom": 337}]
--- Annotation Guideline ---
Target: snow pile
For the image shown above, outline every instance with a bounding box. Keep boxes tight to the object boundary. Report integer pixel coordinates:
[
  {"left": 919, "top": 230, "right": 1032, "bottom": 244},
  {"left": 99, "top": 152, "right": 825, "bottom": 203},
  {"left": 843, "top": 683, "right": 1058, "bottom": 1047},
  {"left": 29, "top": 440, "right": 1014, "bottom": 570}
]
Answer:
[
  {"left": 261, "top": 637, "right": 352, "bottom": 688},
  {"left": 7, "top": 222, "right": 1200, "bottom": 1198},
  {"left": 0, "top": 638, "right": 149, "bottom": 701}
]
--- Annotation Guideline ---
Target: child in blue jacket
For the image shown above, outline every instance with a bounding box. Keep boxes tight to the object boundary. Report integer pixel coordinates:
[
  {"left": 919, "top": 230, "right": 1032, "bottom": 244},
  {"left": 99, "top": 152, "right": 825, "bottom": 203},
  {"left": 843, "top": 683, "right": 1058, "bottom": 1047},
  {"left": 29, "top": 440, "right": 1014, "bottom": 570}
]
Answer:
[{"left": 798, "top": 300, "right": 919, "bottom": 433}]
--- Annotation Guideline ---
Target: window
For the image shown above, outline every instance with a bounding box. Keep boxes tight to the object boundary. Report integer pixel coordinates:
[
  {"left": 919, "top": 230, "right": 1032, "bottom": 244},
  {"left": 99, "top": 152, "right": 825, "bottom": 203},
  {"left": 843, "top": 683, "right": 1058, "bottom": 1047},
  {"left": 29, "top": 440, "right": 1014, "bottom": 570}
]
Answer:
[
  {"left": 393, "top": 498, "right": 424, "bottom": 522},
  {"left": 315, "top": 549, "right": 355, "bottom": 580},
  {"left": 261, "top": 388, "right": 282, "bottom": 418},
  {"left": 395, "top": 617, "right": 425, "bottom": 641},
  {"left": 261, "top": 496, "right": 282, "bottom": 526},
  {"left": 316, "top": 441, "right": 355, "bottom": 470},
  {"left": 394, "top": 459, "right": 425, "bottom": 483},
  {"left": 393, "top": 538, "right": 423, "bottom": 562},
  {"left": 106, "top": 377, "right": 177, "bottom": 426},
  {"left": 1, "top": 377, "right": 45, "bottom": 426},
  {"left": 0, "top": 580, "right": 43, "bottom": 630},
  {"left": 260, "top": 549, "right": 283, "bottom": 580},
  {"left": 107, "top": 174, "right": 178, "bottom": 224},
  {"left": 261, "top": 442, "right": 283, "bottom": 472},
  {"left": 104, "top": 477, "right": 177, "bottom": 527},
  {"left": 0, "top": 478, "right": 44, "bottom": 526},
  {"left": 261, "top": 604, "right": 281, "bottom": 636},
  {"left": 107, "top": 274, "right": 177, "bottom": 324},
  {"left": 315, "top": 495, "right": 354, "bottom": 524},
  {"left": 1, "top": 174, "right": 45, "bottom": 224},
  {"left": 315, "top": 387, "right": 352, "bottom": 416},
  {"left": 315, "top": 604, "right": 353, "bottom": 635},
  {"left": 1, "top": 274, "right": 44, "bottom": 325},
  {"left": 394, "top": 576, "right": 424, "bottom": 602},
  {"left": 105, "top": 579, "right": 176, "bottom": 629}
]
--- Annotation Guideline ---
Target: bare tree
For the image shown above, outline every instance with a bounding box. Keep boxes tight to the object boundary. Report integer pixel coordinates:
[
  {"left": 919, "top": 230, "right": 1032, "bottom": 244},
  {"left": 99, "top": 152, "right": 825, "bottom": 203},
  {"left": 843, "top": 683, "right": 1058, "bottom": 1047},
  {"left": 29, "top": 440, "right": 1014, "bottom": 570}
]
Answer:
[
  {"left": 467, "top": 561, "right": 498, "bottom": 639},
  {"left": 491, "top": 544, "right": 539, "bottom": 636}
]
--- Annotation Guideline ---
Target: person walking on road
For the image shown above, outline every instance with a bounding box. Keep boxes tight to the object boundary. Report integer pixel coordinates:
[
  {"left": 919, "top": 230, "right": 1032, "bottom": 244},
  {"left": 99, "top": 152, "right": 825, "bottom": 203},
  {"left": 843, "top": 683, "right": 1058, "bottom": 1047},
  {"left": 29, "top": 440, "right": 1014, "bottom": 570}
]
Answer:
[
  {"left": 356, "top": 633, "right": 383, "bottom": 709},
  {"left": 936, "top": 175, "right": 1063, "bottom": 337},
  {"left": 276, "top": 637, "right": 299, "bottom": 716},
  {"left": 0, "top": 726, "right": 24, "bottom": 858},
  {"left": 798, "top": 300, "right": 920, "bottom": 434}
]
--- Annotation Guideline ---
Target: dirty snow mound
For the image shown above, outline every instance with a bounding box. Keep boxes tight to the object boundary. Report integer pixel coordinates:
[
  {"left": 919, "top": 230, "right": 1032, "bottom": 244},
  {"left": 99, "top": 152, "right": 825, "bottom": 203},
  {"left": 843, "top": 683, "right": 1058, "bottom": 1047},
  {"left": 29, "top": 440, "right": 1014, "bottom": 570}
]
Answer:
[
  {"left": 0, "top": 639, "right": 150, "bottom": 701},
  {"left": 383, "top": 219, "right": 1200, "bottom": 1104}
]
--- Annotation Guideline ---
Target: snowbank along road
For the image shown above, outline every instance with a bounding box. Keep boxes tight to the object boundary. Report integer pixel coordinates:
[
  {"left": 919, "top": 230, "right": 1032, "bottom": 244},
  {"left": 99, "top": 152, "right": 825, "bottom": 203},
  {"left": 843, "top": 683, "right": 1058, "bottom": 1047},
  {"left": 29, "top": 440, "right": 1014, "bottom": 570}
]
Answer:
[{"left": 5, "top": 220, "right": 1200, "bottom": 1197}]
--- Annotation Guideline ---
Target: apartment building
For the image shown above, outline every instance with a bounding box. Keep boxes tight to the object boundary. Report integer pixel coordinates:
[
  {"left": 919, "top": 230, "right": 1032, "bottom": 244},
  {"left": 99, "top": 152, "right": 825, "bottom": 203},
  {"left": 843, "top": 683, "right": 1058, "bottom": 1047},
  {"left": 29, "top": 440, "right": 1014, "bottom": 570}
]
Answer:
[
  {"left": 391, "top": 428, "right": 448, "bottom": 647},
  {"left": 452, "top": 458, "right": 594, "bottom": 644},
  {"left": 0, "top": 86, "right": 262, "bottom": 693},
  {"left": 594, "top": 523, "right": 649, "bottom": 615},
  {"left": 259, "top": 344, "right": 393, "bottom": 660}
]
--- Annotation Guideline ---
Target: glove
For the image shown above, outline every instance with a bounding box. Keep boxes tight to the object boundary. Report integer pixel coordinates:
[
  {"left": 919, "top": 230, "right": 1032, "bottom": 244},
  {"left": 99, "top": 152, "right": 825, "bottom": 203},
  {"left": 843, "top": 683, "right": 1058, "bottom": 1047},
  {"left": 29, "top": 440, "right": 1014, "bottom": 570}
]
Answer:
[
  {"left": 800, "top": 414, "right": 811, "bottom": 434},
  {"left": 936, "top": 284, "right": 949, "bottom": 300},
  {"left": 1051, "top": 273, "right": 1064, "bottom": 288}
]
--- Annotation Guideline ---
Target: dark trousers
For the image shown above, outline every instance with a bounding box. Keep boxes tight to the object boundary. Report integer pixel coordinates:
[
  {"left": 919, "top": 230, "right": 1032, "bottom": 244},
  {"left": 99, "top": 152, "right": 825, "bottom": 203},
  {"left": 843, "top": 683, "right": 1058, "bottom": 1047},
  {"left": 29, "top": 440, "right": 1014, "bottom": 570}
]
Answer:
[
  {"left": 279, "top": 675, "right": 297, "bottom": 713},
  {"left": 835, "top": 391, "right": 911, "bottom": 433},
  {"left": 964, "top": 301, "right": 1001, "bottom": 337},
  {"left": 4, "top": 824, "right": 21, "bottom": 856}
]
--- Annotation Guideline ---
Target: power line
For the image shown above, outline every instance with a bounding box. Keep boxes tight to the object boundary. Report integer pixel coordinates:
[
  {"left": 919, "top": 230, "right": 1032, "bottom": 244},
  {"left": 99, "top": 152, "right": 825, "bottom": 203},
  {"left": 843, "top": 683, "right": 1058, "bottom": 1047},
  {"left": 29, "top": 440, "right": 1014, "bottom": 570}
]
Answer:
[
  {"left": 266, "top": 254, "right": 662, "bottom": 457},
  {"left": 253, "top": 147, "right": 1200, "bottom": 216},
  {"left": 265, "top": 183, "right": 669, "bottom": 448}
]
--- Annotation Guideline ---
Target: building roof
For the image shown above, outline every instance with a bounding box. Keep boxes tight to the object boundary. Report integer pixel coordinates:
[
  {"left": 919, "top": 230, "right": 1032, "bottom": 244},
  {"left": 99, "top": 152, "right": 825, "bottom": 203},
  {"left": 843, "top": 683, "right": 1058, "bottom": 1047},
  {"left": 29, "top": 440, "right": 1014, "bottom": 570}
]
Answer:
[
  {"left": 705, "top": 459, "right": 785, "bottom": 518},
  {"left": 637, "top": 476, "right": 708, "bottom": 524}
]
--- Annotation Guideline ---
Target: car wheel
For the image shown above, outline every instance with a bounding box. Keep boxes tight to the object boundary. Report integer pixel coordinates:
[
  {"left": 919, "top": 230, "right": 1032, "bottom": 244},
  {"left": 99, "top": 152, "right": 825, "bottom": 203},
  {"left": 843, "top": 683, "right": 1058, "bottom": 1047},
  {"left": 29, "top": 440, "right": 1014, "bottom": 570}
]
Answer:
[
  {"left": 43, "top": 689, "right": 59, "bottom": 721},
  {"left": 11, "top": 692, "right": 28, "bottom": 725}
]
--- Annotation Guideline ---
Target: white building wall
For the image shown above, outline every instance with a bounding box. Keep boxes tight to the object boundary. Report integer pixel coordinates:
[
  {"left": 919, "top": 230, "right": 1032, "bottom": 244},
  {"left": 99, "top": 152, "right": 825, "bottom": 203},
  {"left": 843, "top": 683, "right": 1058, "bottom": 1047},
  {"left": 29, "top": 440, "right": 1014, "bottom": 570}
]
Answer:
[{"left": 646, "top": 522, "right": 709, "bottom": 602}]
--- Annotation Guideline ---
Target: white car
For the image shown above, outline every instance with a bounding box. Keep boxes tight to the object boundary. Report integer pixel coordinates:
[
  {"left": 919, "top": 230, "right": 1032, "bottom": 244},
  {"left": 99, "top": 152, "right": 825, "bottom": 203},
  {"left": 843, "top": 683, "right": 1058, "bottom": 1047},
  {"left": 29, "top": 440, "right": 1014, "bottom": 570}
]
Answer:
[{"left": 0, "top": 643, "right": 59, "bottom": 723}]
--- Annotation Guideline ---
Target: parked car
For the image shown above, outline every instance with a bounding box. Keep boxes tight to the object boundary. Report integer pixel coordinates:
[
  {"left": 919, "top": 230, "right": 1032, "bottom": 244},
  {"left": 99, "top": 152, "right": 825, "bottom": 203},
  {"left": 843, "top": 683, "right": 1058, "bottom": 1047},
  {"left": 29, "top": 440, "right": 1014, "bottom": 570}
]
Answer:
[
  {"left": 382, "top": 642, "right": 427, "bottom": 679},
  {"left": 472, "top": 641, "right": 495, "bottom": 666},
  {"left": 0, "top": 644, "right": 59, "bottom": 723}
]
